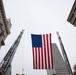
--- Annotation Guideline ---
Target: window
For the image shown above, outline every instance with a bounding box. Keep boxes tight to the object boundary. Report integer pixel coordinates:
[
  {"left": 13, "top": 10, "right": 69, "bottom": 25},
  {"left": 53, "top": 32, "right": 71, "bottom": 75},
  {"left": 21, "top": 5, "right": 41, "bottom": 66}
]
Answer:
[
  {"left": 74, "top": 7, "right": 76, "bottom": 12},
  {"left": 52, "top": 74, "right": 56, "bottom": 75},
  {"left": 0, "top": 22, "right": 4, "bottom": 36},
  {"left": 0, "top": 22, "right": 3, "bottom": 35},
  {"left": 73, "top": 18, "right": 76, "bottom": 25},
  {"left": 69, "top": 14, "right": 74, "bottom": 22},
  {"left": 1, "top": 40, "right": 5, "bottom": 45}
]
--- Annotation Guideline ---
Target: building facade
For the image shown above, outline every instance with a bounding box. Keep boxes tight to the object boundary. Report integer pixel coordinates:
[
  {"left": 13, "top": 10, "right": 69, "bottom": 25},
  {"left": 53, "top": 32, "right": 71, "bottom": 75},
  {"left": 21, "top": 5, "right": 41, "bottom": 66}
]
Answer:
[
  {"left": 47, "top": 43, "right": 70, "bottom": 75},
  {"left": 0, "top": 0, "right": 11, "bottom": 47},
  {"left": 67, "top": 0, "right": 76, "bottom": 27}
]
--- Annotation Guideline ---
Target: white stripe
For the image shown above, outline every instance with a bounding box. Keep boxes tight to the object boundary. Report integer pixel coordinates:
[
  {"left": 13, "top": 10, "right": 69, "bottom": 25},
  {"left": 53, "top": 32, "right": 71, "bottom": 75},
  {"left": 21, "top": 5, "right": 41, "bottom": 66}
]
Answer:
[
  {"left": 40, "top": 48, "right": 42, "bottom": 69},
  {"left": 42, "top": 35, "right": 45, "bottom": 69},
  {"left": 48, "top": 34, "right": 51, "bottom": 69},
  {"left": 37, "top": 47, "right": 39, "bottom": 69}
]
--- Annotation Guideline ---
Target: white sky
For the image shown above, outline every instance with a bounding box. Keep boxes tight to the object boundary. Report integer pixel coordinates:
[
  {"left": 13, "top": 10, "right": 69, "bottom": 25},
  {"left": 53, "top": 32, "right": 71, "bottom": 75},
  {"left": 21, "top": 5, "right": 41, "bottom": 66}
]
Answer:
[{"left": 0, "top": 0, "right": 76, "bottom": 75}]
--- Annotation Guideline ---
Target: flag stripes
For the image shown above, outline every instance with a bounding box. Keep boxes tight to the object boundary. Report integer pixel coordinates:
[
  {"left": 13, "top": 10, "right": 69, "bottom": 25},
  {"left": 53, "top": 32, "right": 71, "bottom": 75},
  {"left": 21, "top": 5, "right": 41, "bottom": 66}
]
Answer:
[{"left": 32, "top": 34, "right": 53, "bottom": 69}]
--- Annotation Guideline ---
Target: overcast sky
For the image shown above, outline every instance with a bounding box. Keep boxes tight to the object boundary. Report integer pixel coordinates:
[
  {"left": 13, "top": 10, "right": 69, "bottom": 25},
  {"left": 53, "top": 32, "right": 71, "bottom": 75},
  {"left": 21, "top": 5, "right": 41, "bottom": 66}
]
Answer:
[{"left": 0, "top": 0, "right": 76, "bottom": 75}]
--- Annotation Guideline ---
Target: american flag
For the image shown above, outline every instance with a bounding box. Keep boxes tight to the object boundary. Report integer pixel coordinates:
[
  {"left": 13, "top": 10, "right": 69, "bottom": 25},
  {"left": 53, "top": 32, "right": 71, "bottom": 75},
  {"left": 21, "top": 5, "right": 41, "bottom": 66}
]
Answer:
[{"left": 31, "top": 34, "right": 53, "bottom": 69}]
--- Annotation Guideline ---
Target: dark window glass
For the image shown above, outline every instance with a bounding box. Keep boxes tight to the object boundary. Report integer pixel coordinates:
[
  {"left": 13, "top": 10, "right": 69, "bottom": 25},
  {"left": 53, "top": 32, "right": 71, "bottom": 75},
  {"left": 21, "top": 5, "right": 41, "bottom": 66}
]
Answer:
[
  {"left": 69, "top": 14, "right": 74, "bottom": 22},
  {"left": 73, "top": 18, "right": 76, "bottom": 25}
]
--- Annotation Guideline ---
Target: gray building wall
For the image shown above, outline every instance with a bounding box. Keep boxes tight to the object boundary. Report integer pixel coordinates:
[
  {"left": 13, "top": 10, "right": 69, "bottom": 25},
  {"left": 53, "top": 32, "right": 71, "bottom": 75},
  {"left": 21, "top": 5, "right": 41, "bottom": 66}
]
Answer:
[
  {"left": 6, "top": 65, "right": 11, "bottom": 75},
  {"left": 0, "top": 0, "right": 11, "bottom": 47},
  {"left": 47, "top": 43, "right": 69, "bottom": 75},
  {"left": 0, "top": 65, "right": 11, "bottom": 75},
  {"left": 67, "top": 0, "right": 76, "bottom": 27}
]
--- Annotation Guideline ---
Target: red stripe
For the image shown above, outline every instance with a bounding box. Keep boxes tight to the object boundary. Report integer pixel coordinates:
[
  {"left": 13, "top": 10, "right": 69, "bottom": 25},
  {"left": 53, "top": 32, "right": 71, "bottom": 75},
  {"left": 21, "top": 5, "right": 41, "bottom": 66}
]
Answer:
[
  {"left": 46, "top": 34, "right": 50, "bottom": 69},
  {"left": 50, "top": 34, "right": 53, "bottom": 69},
  {"left": 38, "top": 48, "right": 40, "bottom": 69},
  {"left": 41, "top": 48, "right": 43, "bottom": 69},
  {"left": 43, "top": 35, "right": 47, "bottom": 69},
  {"left": 32, "top": 48, "right": 35, "bottom": 69},
  {"left": 35, "top": 48, "right": 37, "bottom": 69}
]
